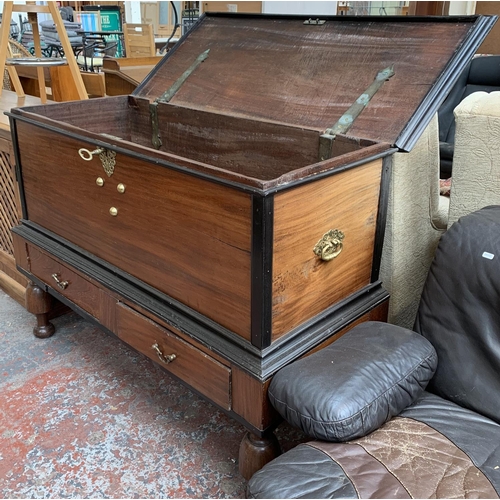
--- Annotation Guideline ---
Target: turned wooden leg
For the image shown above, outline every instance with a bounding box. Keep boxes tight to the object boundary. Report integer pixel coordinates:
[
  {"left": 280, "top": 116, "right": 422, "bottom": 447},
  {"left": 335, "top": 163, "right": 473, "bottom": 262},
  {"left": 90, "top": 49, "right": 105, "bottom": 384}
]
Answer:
[
  {"left": 25, "top": 282, "right": 55, "bottom": 338},
  {"left": 238, "top": 430, "right": 281, "bottom": 480}
]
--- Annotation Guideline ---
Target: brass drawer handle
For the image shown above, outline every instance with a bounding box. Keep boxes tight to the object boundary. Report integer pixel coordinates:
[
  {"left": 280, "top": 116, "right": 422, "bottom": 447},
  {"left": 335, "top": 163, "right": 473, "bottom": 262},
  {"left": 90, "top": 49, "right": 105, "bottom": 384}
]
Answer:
[
  {"left": 152, "top": 342, "right": 177, "bottom": 364},
  {"left": 313, "top": 229, "right": 345, "bottom": 261},
  {"left": 51, "top": 273, "right": 69, "bottom": 290},
  {"left": 78, "top": 147, "right": 104, "bottom": 161}
]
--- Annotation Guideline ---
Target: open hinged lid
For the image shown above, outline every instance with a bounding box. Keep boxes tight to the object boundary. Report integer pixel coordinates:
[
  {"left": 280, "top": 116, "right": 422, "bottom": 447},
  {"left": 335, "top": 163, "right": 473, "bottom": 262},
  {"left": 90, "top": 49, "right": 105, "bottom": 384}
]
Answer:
[{"left": 135, "top": 13, "right": 496, "bottom": 152}]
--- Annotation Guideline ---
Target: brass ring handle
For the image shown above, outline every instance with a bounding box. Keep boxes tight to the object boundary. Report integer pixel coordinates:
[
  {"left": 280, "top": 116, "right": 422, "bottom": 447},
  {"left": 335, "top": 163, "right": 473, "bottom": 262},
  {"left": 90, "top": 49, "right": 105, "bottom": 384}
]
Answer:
[
  {"left": 78, "top": 147, "right": 104, "bottom": 161},
  {"left": 51, "top": 273, "right": 69, "bottom": 290},
  {"left": 152, "top": 342, "right": 177, "bottom": 364},
  {"left": 313, "top": 229, "right": 345, "bottom": 261}
]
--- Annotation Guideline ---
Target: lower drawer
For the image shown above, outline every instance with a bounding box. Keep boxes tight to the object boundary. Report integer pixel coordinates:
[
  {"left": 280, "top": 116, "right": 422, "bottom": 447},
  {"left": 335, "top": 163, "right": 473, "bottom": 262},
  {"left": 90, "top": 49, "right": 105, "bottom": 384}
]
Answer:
[
  {"left": 115, "top": 302, "right": 231, "bottom": 410},
  {"left": 27, "top": 244, "right": 114, "bottom": 328}
]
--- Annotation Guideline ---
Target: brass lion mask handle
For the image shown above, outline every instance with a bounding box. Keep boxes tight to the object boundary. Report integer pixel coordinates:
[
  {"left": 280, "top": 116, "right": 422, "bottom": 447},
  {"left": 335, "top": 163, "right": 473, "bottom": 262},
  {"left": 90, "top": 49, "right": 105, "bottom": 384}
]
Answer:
[{"left": 313, "top": 229, "right": 345, "bottom": 261}]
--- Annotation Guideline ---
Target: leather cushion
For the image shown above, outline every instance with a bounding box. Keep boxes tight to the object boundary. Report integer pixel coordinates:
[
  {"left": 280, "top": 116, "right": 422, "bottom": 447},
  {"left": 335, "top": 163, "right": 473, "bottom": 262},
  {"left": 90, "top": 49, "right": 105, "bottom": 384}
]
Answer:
[{"left": 268, "top": 321, "right": 437, "bottom": 441}]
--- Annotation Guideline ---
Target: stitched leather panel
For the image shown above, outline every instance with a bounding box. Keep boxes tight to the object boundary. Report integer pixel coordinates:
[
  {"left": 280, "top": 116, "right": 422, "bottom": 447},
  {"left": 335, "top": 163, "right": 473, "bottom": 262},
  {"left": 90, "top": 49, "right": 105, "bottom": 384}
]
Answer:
[
  {"left": 401, "top": 391, "right": 500, "bottom": 494},
  {"left": 308, "top": 442, "right": 410, "bottom": 499},
  {"left": 353, "top": 416, "right": 498, "bottom": 499},
  {"left": 247, "top": 443, "right": 357, "bottom": 499}
]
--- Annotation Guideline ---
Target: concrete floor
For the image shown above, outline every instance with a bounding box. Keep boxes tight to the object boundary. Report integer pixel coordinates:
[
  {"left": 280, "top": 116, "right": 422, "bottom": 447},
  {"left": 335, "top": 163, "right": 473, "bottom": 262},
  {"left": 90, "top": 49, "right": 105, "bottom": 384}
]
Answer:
[{"left": 0, "top": 290, "right": 304, "bottom": 498}]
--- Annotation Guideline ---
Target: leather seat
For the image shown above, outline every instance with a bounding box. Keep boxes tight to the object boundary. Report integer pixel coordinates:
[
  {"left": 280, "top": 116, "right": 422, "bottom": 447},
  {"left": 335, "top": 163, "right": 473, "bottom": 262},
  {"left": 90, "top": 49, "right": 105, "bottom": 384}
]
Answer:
[{"left": 248, "top": 206, "right": 500, "bottom": 498}]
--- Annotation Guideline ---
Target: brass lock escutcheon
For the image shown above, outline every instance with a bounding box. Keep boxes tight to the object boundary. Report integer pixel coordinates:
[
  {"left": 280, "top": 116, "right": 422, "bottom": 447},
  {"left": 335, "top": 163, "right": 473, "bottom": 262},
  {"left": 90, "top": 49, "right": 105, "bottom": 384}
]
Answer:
[
  {"left": 313, "top": 229, "right": 345, "bottom": 261},
  {"left": 78, "top": 147, "right": 117, "bottom": 177},
  {"left": 51, "top": 273, "right": 69, "bottom": 290},
  {"left": 152, "top": 342, "right": 177, "bottom": 365}
]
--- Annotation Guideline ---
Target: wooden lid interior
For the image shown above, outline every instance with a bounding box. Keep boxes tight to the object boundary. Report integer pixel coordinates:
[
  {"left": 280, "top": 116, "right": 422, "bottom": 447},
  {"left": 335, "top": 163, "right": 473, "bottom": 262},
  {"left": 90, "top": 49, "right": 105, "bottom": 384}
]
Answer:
[{"left": 136, "top": 14, "right": 482, "bottom": 149}]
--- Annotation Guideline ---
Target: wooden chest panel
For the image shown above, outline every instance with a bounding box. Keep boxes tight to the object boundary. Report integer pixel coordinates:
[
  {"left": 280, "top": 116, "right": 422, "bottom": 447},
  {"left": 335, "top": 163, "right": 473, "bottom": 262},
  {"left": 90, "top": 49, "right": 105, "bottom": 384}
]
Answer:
[
  {"left": 272, "top": 159, "right": 382, "bottom": 339},
  {"left": 116, "top": 302, "right": 231, "bottom": 410},
  {"left": 17, "top": 121, "right": 253, "bottom": 340}
]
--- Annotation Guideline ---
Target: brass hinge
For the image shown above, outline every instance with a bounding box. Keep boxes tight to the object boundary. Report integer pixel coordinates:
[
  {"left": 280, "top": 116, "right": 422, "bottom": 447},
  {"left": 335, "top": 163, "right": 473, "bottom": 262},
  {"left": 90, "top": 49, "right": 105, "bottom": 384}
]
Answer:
[
  {"left": 319, "top": 65, "right": 395, "bottom": 161},
  {"left": 150, "top": 48, "right": 210, "bottom": 150}
]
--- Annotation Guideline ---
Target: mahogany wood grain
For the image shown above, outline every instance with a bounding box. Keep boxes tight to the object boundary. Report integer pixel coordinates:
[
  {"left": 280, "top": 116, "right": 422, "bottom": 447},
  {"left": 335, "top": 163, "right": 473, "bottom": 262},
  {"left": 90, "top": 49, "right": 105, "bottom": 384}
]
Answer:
[
  {"left": 272, "top": 159, "right": 383, "bottom": 340},
  {"left": 27, "top": 244, "right": 113, "bottom": 326},
  {"left": 131, "top": 100, "right": 321, "bottom": 178},
  {"left": 17, "top": 121, "right": 253, "bottom": 339},
  {"left": 13, "top": 101, "right": 390, "bottom": 190},
  {"left": 116, "top": 302, "right": 231, "bottom": 409},
  {"left": 119, "top": 297, "right": 230, "bottom": 366},
  {"left": 138, "top": 16, "right": 472, "bottom": 145},
  {"left": 232, "top": 369, "right": 277, "bottom": 430},
  {"left": 21, "top": 96, "right": 133, "bottom": 139},
  {"left": 50, "top": 66, "right": 86, "bottom": 101},
  {"left": 12, "top": 232, "right": 28, "bottom": 270}
]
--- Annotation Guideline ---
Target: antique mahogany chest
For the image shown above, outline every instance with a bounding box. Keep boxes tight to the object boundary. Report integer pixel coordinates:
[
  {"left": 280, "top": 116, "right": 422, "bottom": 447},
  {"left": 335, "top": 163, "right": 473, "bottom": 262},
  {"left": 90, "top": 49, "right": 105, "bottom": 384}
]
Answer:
[{"left": 8, "top": 14, "right": 495, "bottom": 477}]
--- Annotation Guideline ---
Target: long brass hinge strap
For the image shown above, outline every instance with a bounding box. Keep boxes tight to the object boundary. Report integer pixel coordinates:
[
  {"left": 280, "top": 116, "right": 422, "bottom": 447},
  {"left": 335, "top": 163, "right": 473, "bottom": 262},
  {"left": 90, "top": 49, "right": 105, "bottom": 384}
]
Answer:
[
  {"left": 156, "top": 48, "right": 210, "bottom": 104},
  {"left": 150, "top": 48, "right": 210, "bottom": 150},
  {"left": 319, "top": 65, "right": 395, "bottom": 161},
  {"left": 325, "top": 65, "right": 395, "bottom": 136},
  {"left": 150, "top": 103, "right": 162, "bottom": 149}
]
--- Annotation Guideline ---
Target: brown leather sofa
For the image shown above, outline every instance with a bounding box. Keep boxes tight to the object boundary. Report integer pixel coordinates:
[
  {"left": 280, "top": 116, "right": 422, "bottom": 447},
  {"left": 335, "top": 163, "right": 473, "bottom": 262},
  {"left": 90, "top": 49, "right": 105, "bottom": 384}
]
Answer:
[{"left": 248, "top": 206, "right": 500, "bottom": 498}]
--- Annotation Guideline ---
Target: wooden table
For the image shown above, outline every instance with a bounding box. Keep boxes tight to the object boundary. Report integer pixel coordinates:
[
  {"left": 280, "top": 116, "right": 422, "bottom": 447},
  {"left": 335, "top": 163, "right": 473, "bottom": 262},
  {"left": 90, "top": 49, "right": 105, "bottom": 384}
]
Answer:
[{"left": 102, "top": 56, "right": 162, "bottom": 96}]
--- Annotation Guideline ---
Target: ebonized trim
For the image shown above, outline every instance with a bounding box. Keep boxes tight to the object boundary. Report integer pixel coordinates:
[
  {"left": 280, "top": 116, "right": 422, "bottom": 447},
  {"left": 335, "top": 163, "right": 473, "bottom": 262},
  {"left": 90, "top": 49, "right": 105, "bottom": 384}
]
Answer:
[
  {"left": 7, "top": 113, "right": 257, "bottom": 195},
  {"left": 395, "top": 15, "right": 497, "bottom": 151},
  {"left": 266, "top": 148, "right": 396, "bottom": 194},
  {"left": 13, "top": 223, "right": 387, "bottom": 380},
  {"left": 7, "top": 112, "right": 394, "bottom": 196},
  {"left": 371, "top": 155, "right": 392, "bottom": 282},
  {"left": 251, "top": 195, "right": 274, "bottom": 349},
  {"left": 9, "top": 117, "right": 28, "bottom": 220},
  {"left": 260, "top": 285, "right": 389, "bottom": 378},
  {"left": 9, "top": 112, "right": 391, "bottom": 195},
  {"left": 205, "top": 12, "right": 483, "bottom": 23}
]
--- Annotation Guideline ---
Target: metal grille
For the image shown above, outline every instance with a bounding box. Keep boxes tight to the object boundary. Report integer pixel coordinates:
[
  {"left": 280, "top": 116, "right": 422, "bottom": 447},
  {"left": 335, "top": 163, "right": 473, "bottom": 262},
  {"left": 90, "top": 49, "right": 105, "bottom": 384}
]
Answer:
[{"left": 0, "top": 150, "right": 17, "bottom": 256}]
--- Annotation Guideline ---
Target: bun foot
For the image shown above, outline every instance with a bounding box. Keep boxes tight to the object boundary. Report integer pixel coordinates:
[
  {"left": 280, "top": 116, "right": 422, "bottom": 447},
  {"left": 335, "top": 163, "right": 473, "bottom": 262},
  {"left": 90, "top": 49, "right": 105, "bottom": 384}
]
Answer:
[
  {"left": 238, "top": 431, "right": 281, "bottom": 480},
  {"left": 33, "top": 313, "right": 56, "bottom": 338},
  {"left": 25, "top": 282, "right": 56, "bottom": 338}
]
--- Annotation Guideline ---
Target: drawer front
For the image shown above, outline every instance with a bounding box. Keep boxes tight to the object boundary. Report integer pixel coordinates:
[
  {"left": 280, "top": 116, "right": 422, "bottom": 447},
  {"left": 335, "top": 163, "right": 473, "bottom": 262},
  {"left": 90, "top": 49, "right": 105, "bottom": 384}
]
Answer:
[
  {"left": 27, "top": 244, "right": 108, "bottom": 324},
  {"left": 116, "top": 302, "right": 231, "bottom": 410}
]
